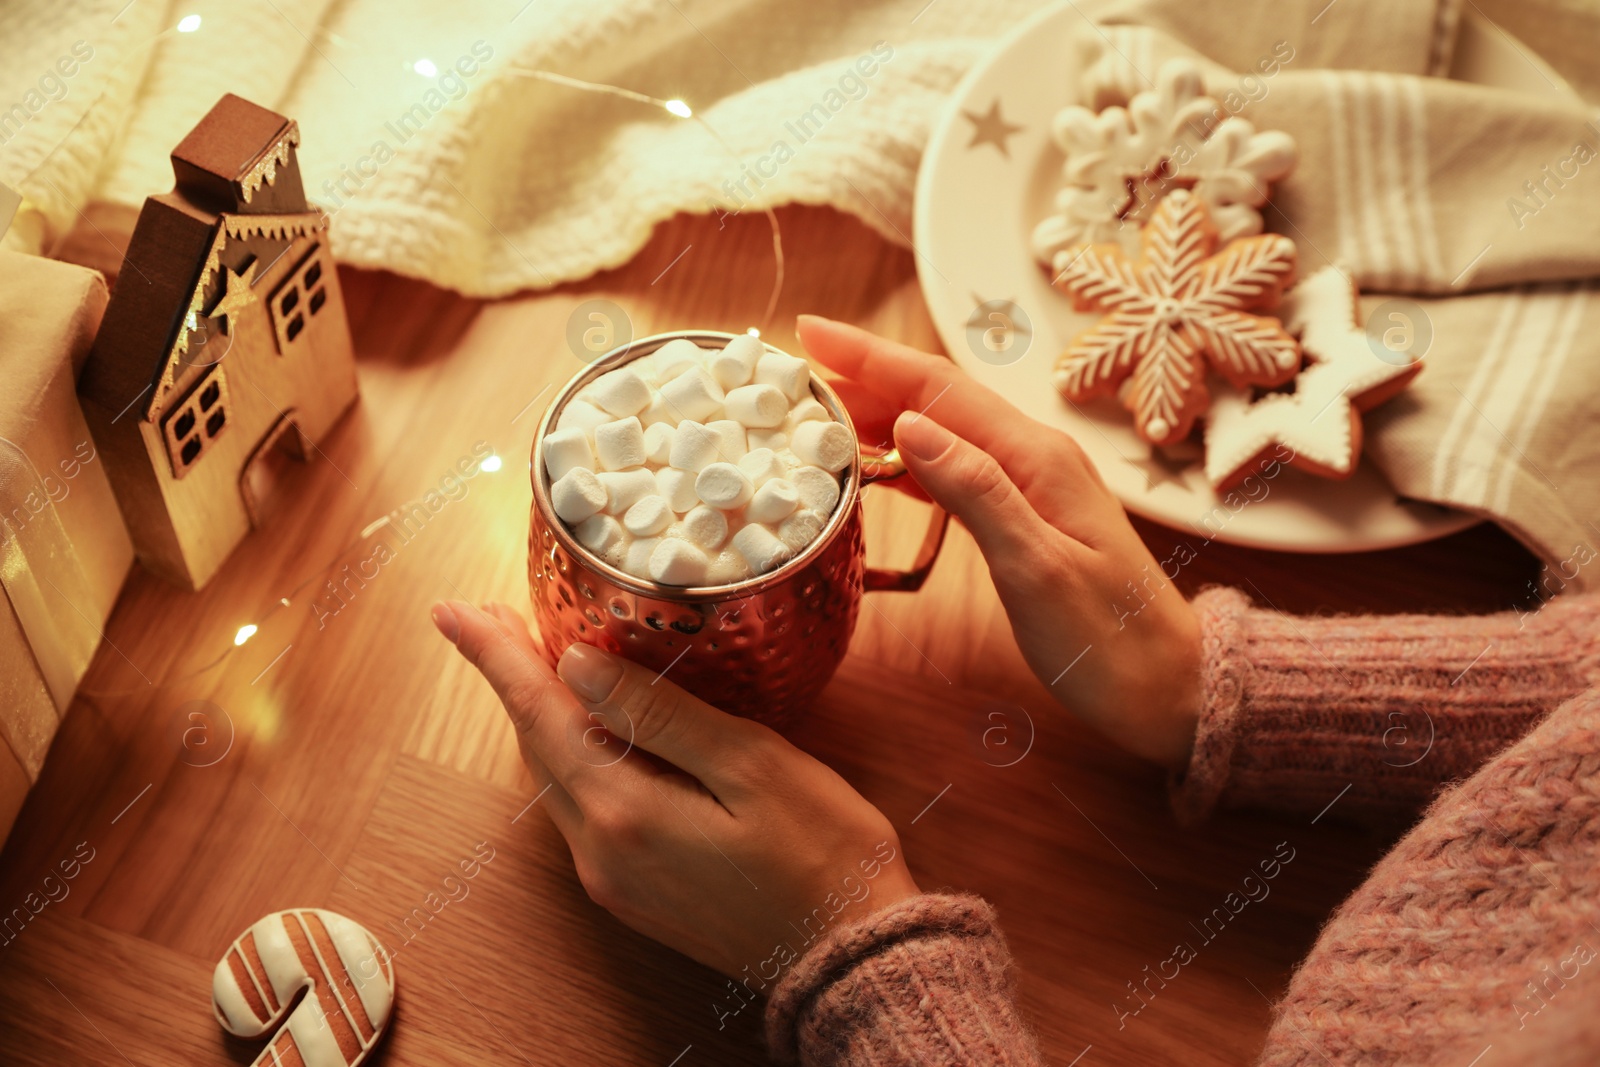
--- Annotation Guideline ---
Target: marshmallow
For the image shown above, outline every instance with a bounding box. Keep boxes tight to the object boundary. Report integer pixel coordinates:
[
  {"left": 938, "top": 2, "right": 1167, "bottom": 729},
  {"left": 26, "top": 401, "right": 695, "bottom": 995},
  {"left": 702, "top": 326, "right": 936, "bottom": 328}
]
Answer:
[
  {"left": 778, "top": 509, "right": 826, "bottom": 552},
  {"left": 708, "top": 334, "right": 764, "bottom": 389},
  {"left": 755, "top": 350, "right": 811, "bottom": 402},
  {"left": 682, "top": 505, "right": 729, "bottom": 550},
  {"left": 706, "top": 548, "right": 753, "bottom": 585},
  {"left": 623, "top": 495, "right": 674, "bottom": 536},
  {"left": 723, "top": 384, "right": 788, "bottom": 428},
  {"left": 669, "top": 420, "right": 721, "bottom": 472},
  {"left": 789, "top": 421, "right": 853, "bottom": 472},
  {"left": 738, "top": 447, "right": 786, "bottom": 486},
  {"left": 747, "top": 428, "right": 788, "bottom": 452},
  {"left": 658, "top": 366, "right": 724, "bottom": 422},
  {"left": 594, "top": 416, "right": 647, "bottom": 470},
  {"left": 655, "top": 467, "right": 700, "bottom": 512},
  {"left": 707, "top": 419, "right": 748, "bottom": 462},
  {"left": 590, "top": 367, "right": 651, "bottom": 417},
  {"left": 625, "top": 536, "right": 662, "bottom": 576},
  {"left": 546, "top": 341, "right": 852, "bottom": 585},
  {"left": 543, "top": 427, "right": 595, "bottom": 481},
  {"left": 557, "top": 399, "right": 610, "bottom": 437},
  {"left": 574, "top": 513, "right": 624, "bottom": 555},
  {"left": 732, "top": 523, "right": 791, "bottom": 574},
  {"left": 785, "top": 397, "right": 830, "bottom": 429},
  {"left": 652, "top": 339, "right": 703, "bottom": 383},
  {"left": 790, "top": 465, "right": 842, "bottom": 513},
  {"left": 643, "top": 422, "right": 675, "bottom": 465},
  {"left": 696, "top": 463, "right": 754, "bottom": 510},
  {"left": 551, "top": 467, "right": 608, "bottom": 523},
  {"left": 597, "top": 469, "right": 657, "bottom": 514},
  {"left": 649, "top": 538, "right": 709, "bottom": 585},
  {"left": 746, "top": 479, "right": 799, "bottom": 524},
  {"left": 639, "top": 391, "right": 677, "bottom": 428}
]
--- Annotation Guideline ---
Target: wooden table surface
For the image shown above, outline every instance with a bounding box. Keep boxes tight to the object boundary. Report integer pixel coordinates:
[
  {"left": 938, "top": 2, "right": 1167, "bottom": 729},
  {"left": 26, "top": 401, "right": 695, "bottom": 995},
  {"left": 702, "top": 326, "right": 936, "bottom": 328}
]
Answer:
[{"left": 0, "top": 206, "right": 1540, "bottom": 1066}]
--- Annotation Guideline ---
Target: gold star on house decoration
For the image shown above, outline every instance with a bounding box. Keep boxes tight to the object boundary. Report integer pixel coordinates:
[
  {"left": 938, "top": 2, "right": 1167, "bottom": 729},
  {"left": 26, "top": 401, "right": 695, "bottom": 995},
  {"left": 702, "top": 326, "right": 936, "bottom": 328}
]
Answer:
[
  {"left": 962, "top": 98, "right": 1024, "bottom": 157},
  {"left": 206, "top": 259, "right": 259, "bottom": 335},
  {"left": 1051, "top": 189, "right": 1301, "bottom": 446}
]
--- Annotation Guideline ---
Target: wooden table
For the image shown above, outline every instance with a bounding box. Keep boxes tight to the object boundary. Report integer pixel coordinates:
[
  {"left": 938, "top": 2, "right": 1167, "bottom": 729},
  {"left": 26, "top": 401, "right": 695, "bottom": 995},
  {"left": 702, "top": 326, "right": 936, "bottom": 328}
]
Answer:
[{"left": 0, "top": 207, "right": 1540, "bottom": 1065}]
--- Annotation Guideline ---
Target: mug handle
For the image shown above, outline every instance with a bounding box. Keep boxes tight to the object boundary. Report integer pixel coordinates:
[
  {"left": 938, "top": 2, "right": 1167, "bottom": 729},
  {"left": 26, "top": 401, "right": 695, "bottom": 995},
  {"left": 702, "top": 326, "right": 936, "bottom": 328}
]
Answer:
[{"left": 858, "top": 446, "right": 949, "bottom": 593}]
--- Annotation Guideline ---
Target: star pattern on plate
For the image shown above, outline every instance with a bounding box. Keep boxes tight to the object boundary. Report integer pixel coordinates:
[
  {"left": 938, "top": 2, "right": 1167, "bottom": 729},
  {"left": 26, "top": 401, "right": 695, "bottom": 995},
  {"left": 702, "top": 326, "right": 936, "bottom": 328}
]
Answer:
[
  {"left": 962, "top": 99, "right": 1024, "bottom": 157},
  {"left": 206, "top": 259, "right": 260, "bottom": 335}
]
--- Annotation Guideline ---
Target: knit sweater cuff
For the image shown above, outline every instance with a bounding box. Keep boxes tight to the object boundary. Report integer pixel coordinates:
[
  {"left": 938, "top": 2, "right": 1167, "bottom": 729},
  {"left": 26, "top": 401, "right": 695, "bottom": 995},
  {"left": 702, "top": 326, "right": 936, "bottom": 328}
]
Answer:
[
  {"left": 1168, "top": 588, "right": 1599, "bottom": 823},
  {"left": 764, "top": 894, "right": 1043, "bottom": 1067}
]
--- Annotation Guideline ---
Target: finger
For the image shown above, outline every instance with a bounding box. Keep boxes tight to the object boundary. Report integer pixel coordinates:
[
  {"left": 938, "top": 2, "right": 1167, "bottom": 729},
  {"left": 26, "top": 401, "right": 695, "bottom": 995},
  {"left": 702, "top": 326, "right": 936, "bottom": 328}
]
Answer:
[
  {"left": 828, "top": 379, "right": 901, "bottom": 447},
  {"left": 435, "top": 601, "right": 631, "bottom": 818},
  {"left": 796, "top": 316, "right": 1062, "bottom": 484},
  {"left": 556, "top": 643, "right": 772, "bottom": 802},
  {"left": 893, "top": 412, "right": 1065, "bottom": 582},
  {"left": 799, "top": 314, "right": 1115, "bottom": 532}
]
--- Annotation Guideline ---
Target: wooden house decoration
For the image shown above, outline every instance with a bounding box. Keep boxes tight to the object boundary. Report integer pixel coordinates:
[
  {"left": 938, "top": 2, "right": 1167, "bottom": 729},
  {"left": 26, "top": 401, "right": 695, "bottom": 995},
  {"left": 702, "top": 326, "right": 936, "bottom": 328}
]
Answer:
[{"left": 79, "top": 94, "right": 358, "bottom": 590}]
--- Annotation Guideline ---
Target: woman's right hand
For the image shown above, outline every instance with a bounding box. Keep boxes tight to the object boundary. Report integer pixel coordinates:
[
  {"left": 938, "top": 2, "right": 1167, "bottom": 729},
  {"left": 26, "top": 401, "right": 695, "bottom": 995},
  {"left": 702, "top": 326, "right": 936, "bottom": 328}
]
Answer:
[{"left": 797, "top": 315, "right": 1205, "bottom": 770}]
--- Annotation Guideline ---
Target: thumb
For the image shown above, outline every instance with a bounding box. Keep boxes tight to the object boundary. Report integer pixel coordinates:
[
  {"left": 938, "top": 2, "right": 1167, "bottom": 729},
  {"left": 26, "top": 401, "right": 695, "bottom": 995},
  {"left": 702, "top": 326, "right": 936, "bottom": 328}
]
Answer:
[
  {"left": 556, "top": 644, "right": 771, "bottom": 797},
  {"left": 893, "top": 411, "right": 1054, "bottom": 571}
]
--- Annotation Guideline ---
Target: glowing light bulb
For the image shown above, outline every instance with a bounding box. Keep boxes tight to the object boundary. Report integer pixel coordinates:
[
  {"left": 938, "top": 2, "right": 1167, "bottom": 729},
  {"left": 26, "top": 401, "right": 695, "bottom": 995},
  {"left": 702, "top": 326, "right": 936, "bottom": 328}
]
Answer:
[
  {"left": 177, "top": 14, "right": 202, "bottom": 32},
  {"left": 479, "top": 454, "right": 503, "bottom": 473},
  {"left": 413, "top": 58, "right": 438, "bottom": 77},
  {"left": 746, "top": 327, "right": 761, "bottom": 337},
  {"left": 664, "top": 99, "right": 692, "bottom": 118},
  {"left": 234, "top": 624, "right": 258, "bottom": 646}
]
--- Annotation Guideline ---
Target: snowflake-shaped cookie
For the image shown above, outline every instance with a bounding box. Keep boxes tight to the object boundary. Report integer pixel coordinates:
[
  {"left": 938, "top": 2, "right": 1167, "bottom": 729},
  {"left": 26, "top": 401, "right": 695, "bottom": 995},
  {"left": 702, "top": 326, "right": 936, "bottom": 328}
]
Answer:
[
  {"left": 1031, "top": 58, "right": 1297, "bottom": 266},
  {"left": 1203, "top": 266, "right": 1423, "bottom": 489},
  {"left": 1052, "top": 189, "right": 1300, "bottom": 445}
]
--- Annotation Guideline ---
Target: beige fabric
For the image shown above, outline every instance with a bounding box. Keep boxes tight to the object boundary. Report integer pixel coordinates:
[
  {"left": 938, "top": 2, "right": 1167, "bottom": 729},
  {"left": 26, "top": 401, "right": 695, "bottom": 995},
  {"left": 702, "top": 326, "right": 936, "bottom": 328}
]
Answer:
[{"left": 3, "top": 0, "right": 1598, "bottom": 579}]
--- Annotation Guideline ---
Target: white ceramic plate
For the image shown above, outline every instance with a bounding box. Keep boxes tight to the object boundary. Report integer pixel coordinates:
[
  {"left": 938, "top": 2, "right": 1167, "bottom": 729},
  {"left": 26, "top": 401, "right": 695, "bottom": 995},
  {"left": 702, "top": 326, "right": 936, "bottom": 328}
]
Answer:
[{"left": 912, "top": 4, "right": 1561, "bottom": 552}]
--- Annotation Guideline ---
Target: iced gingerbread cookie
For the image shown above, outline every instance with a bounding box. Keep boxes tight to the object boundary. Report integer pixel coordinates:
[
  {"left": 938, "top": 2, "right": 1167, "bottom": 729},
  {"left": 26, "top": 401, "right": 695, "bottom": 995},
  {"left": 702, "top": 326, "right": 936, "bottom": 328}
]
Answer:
[
  {"left": 1203, "top": 265, "right": 1423, "bottom": 489},
  {"left": 1052, "top": 189, "right": 1301, "bottom": 445},
  {"left": 213, "top": 908, "right": 395, "bottom": 1067},
  {"left": 1032, "top": 58, "right": 1297, "bottom": 265}
]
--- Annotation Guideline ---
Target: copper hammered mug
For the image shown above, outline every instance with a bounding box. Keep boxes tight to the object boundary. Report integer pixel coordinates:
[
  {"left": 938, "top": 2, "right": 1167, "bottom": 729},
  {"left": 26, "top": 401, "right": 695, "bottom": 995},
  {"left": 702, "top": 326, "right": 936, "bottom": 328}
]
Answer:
[{"left": 528, "top": 330, "right": 949, "bottom": 729}]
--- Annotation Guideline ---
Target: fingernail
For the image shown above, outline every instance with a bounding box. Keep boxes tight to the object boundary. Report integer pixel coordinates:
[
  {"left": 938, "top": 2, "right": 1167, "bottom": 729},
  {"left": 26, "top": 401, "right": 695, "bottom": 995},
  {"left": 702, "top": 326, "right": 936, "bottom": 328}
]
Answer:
[
  {"left": 430, "top": 602, "right": 460, "bottom": 643},
  {"left": 896, "top": 411, "right": 955, "bottom": 461},
  {"left": 558, "top": 643, "right": 623, "bottom": 702}
]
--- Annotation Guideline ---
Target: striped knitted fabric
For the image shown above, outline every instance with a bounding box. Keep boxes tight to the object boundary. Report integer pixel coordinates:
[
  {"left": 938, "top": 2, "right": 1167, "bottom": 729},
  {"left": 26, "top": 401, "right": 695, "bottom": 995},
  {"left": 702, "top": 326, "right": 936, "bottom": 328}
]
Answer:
[
  {"left": 771, "top": 591, "right": 1600, "bottom": 1066},
  {"left": 1171, "top": 588, "right": 1600, "bottom": 823},
  {"left": 765, "top": 894, "right": 1044, "bottom": 1066}
]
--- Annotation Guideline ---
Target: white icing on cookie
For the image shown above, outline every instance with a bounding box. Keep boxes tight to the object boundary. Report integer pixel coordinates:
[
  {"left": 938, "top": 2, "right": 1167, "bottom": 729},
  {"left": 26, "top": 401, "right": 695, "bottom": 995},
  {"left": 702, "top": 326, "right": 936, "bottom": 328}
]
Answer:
[
  {"left": 1203, "top": 266, "right": 1423, "bottom": 487},
  {"left": 1032, "top": 58, "right": 1298, "bottom": 265},
  {"left": 212, "top": 908, "right": 395, "bottom": 1067}
]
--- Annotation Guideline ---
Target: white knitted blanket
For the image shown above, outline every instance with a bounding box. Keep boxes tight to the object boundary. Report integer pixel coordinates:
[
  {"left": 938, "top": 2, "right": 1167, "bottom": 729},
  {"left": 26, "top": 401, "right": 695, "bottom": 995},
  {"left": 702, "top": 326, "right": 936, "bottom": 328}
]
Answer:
[{"left": 2, "top": 0, "right": 1057, "bottom": 295}]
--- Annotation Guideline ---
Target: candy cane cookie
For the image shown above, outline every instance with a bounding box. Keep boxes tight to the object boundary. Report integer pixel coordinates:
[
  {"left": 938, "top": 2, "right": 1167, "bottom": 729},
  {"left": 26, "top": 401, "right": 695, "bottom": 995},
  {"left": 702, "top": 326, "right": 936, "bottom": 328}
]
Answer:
[{"left": 212, "top": 908, "right": 396, "bottom": 1067}]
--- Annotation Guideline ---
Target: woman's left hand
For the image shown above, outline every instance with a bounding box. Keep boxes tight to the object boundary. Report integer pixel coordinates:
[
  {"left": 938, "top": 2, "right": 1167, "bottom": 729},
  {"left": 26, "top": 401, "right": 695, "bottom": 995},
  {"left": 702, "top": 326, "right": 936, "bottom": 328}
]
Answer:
[{"left": 431, "top": 600, "right": 921, "bottom": 981}]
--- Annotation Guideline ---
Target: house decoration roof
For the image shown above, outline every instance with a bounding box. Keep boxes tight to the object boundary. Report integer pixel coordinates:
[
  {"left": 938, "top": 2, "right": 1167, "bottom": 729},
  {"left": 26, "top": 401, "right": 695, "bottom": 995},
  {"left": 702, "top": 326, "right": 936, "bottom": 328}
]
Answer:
[
  {"left": 146, "top": 209, "right": 327, "bottom": 421},
  {"left": 81, "top": 94, "right": 328, "bottom": 425}
]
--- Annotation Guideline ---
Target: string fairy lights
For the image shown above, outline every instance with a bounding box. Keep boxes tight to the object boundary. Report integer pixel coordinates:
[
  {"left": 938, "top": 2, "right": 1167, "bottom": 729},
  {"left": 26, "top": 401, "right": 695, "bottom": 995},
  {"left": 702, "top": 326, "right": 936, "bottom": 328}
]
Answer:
[{"left": 506, "top": 65, "right": 787, "bottom": 333}]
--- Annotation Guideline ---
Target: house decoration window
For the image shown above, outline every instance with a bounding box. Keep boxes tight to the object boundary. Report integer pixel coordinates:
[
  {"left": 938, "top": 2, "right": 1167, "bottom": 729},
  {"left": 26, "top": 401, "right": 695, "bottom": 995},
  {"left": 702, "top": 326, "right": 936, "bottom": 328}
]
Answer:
[
  {"left": 162, "top": 365, "right": 230, "bottom": 479},
  {"left": 268, "top": 242, "right": 332, "bottom": 353}
]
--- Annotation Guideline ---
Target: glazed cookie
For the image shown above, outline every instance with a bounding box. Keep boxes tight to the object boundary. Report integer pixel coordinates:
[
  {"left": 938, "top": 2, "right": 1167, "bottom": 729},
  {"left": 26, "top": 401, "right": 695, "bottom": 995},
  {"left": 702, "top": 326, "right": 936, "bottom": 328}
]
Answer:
[
  {"left": 1031, "top": 57, "right": 1298, "bottom": 264},
  {"left": 1203, "top": 265, "right": 1423, "bottom": 489},
  {"left": 1052, "top": 189, "right": 1301, "bottom": 445},
  {"left": 213, "top": 908, "right": 396, "bottom": 1067}
]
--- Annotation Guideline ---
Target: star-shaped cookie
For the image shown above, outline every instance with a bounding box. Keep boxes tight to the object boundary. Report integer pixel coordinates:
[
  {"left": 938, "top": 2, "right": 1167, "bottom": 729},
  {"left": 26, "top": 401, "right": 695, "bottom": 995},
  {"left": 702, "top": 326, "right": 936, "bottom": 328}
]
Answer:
[
  {"left": 1051, "top": 189, "right": 1300, "bottom": 445},
  {"left": 1202, "top": 266, "right": 1424, "bottom": 489}
]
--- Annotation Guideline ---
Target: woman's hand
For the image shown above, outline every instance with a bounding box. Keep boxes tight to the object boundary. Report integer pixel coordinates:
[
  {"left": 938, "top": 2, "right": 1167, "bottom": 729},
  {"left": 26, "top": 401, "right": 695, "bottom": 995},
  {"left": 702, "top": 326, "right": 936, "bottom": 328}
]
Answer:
[
  {"left": 797, "top": 315, "right": 1204, "bottom": 769},
  {"left": 431, "top": 600, "right": 921, "bottom": 980}
]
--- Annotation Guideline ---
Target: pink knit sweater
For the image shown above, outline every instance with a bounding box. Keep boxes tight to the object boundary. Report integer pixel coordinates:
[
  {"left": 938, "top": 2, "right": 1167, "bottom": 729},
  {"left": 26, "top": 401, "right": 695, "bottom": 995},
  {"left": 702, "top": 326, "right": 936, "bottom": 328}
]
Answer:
[{"left": 765, "top": 589, "right": 1600, "bottom": 1066}]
